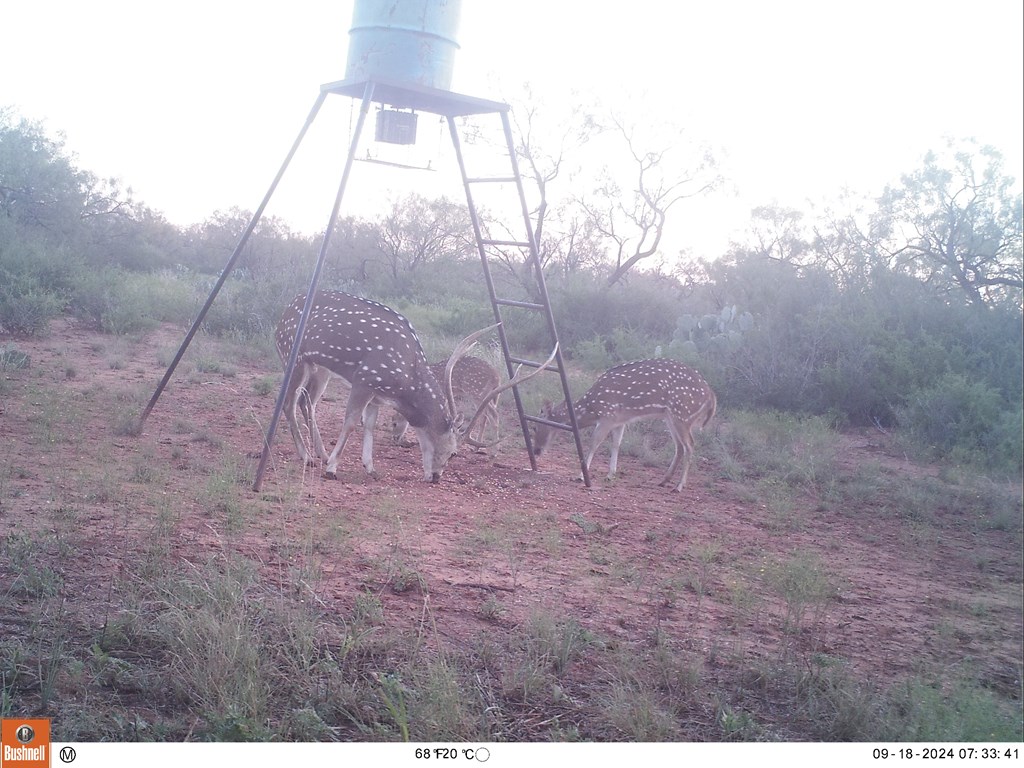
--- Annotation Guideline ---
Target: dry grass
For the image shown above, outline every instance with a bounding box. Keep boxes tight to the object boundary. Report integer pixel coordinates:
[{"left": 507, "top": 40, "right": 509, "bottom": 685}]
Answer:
[{"left": 1, "top": 330, "right": 1020, "bottom": 743}]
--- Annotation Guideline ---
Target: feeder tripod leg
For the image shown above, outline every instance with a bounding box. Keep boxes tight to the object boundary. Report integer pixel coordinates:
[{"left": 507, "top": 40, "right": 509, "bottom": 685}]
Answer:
[
  {"left": 140, "top": 92, "right": 328, "bottom": 427},
  {"left": 253, "top": 81, "right": 376, "bottom": 491}
]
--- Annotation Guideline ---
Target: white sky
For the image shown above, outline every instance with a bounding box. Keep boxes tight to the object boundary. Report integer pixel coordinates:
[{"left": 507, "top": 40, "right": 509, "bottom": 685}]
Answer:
[{"left": 3, "top": 0, "right": 1022, "bottom": 261}]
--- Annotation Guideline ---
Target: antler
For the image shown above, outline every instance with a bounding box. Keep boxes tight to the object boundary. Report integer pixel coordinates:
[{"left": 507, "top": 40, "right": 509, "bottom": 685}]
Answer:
[
  {"left": 443, "top": 323, "right": 501, "bottom": 421},
  {"left": 461, "top": 344, "right": 559, "bottom": 448}
]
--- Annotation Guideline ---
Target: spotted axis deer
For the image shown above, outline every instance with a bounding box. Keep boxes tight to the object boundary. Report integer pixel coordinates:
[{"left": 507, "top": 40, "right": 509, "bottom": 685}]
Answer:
[
  {"left": 531, "top": 359, "right": 716, "bottom": 491},
  {"left": 392, "top": 355, "right": 502, "bottom": 446},
  {"left": 275, "top": 291, "right": 552, "bottom": 482}
]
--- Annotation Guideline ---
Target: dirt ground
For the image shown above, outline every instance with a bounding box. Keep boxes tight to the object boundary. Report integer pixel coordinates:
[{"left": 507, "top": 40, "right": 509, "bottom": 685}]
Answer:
[{"left": 2, "top": 318, "right": 1022, "bottom": 736}]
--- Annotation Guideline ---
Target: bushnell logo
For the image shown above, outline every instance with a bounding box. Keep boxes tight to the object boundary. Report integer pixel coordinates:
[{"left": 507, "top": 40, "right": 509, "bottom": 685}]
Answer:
[{"left": 1, "top": 717, "right": 51, "bottom": 766}]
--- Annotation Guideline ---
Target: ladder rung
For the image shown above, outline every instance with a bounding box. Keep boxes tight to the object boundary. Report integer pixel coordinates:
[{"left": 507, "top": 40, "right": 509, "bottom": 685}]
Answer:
[
  {"left": 494, "top": 298, "right": 545, "bottom": 310},
  {"left": 481, "top": 238, "right": 532, "bottom": 248},
  {"left": 523, "top": 414, "right": 576, "bottom": 431},
  {"left": 509, "top": 355, "right": 562, "bottom": 374},
  {"left": 466, "top": 176, "right": 517, "bottom": 184}
]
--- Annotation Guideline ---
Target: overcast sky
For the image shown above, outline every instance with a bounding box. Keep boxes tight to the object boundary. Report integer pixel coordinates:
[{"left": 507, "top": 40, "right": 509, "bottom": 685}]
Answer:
[{"left": 4, "top": 0, "right": 1022, "bottom": 260}]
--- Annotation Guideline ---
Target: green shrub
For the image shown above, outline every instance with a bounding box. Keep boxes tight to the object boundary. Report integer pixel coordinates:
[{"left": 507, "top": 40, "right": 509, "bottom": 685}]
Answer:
[
  {"left": 885, "top": 676, "right": 1023, "bottom": 742},
  {"left": 987, "top": 403, "right": 1024, "bottom": 475},
  {"left": 201, "top": 276, "right": 303, "bottom": 342},
  {"left": 573, "top": 327, "right": 663, "bottom": 370},
  {"left": 0, "top": 235, "right": 70, "bottom": 335},
  {"left": 68, "top": 267, "right": 154, "bottom": 335},
  {"left": 548, "top": 272, "right": 679, "bottom": 354},
  {"left": 0, "top": 344, "right": 30, "bottom": 370},
  {"left": 0, "top": 277, "right": 66, "bottom": 336},
  {"left": 900, "top": 373, "right": 1020, "bottom": 472},
  {"left": 709, "top": 410, "right": 840, "bottom": 490},
  {"left": 393, "top": 297, "right": 494, "bottom": 341}
]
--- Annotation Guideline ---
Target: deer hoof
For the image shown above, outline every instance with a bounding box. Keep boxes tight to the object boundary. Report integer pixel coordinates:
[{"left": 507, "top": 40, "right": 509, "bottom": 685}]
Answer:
[{"left": 323, "top": 469, "right": 338, "bottom": 480}]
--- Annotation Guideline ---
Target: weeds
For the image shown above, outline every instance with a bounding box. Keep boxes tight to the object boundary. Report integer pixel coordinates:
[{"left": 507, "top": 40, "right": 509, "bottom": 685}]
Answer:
[
  {"left": 521, "top": 612, "right": 594, "bottom": 677},
  {"left": 716, "top": 701, "right": 763, "bottom": 740},
  {"left": 480, "top": 595, "right": 505, "bottom": 622},
  {"left": 388, "top": 565, "right": 425, "bottom": 595},
  {"left": 2, "top": 533, "right": 64, "bottom": 598},
  {"left": 689, "top": 541, "right": 720, "bottom": 620},
  {"left": 466, "top": 512, "right": 536, "bottom": 590},
  {"left": 708, "top": 410, "right": 840, "bottom": 496},
  {"left": 111, "top": 408, "right": 143, "bottom": 437},
  {"left": 253, "top": 375, "right": 277, "bottom": 396},
  {"left": 204, "top": 455, "right": 253, "bottom": 531},
  {"left": 148, "top": 557, "right": 281, "bottom": 734},
  {"left": 765, "top": 553, "right": 836, "bottom": 639},
  {"left": 1, "top": 316, "right": 1020, "bottom": 744},
  {"left": 601, "top": 676, "right": 682, "bottom": 740},
  {"left": 377, "top": 673, "right": 411, "bottom": 741},
  {"left": 0, "top": 344, "right": 31, "bottom": 372},
  {"left": 886, "top": 676, "right": 1024, "bottom": 741},
  {"left": 353, "top": 591, "right": 384, "bottom": 625}
]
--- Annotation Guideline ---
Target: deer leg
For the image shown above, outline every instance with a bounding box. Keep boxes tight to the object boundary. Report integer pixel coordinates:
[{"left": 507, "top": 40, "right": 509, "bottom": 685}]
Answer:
[
  {"left": 484, "top": 401, "right": 500, "bottom": 443},
  {"left": 661, "top": 417, "right": 695, "bottom": 492},
  {"left": 360, "top": 400, "right": 380, "bottom": 476},
  {"left": 658, "top": 424, "right": 684, "bottom": 489},
  {"left": 675, "top": 431, "right": 696, "bottom": 491},
  {"left": 302, "top": 365, "right": 333, "bottom": 462},
  {"left": 587, "top": 419, "right": 620, "bottom": 480},
  {"left": 469, "top": 402, "right": 499, "bottom": 451},
  {"left": 607, "top": 424, "right": 627, "bottom": 478},
  {"left": 391, "top": 415, "right": 414, "bottom": 447},
  {"left": 490, "top": 401, "right": 500, "bottom": 442},
  {"left": 284, "top": 361, "right": 317, "bottom": 465},
  {"left": 324, "top": 386, "right": 377, "bottom": 479},
  {"left": 483, "top": 390, "right": 502, "bottom": 444}
]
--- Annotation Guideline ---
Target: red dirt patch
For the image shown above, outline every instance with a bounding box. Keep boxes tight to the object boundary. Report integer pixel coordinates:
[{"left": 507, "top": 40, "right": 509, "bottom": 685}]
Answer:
[{"left": 2, "top": 319, "right": 1022, "bottom": 735}]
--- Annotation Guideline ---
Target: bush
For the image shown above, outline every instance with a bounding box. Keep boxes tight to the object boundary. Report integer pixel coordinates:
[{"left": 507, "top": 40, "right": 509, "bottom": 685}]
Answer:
[
  {"left": 0, "top": 344, "right": 30, "bottom": 370},
  {"left": 708, "top": 409, "right": 840, "bottom": 490},
  {"left": 548, "top": 273, "right": 679, "bottom": 355},
  {"left": 900, "top": 373, "right": 1020, "bottom": 472},
  {"left": 573, "top": 327, "right": 665, "bottom": 370},
  {"left": 987, "top": 403, "right": 1024, "bottom": 475},
  {"left": 69, "top": 267, "right": 153, "bottom": 335},
  {"left": 394, "top": 296, "right": 494, "bottom": 342},
  {"left": 0, "top": 230, "right": 75, "bottom": 335},
  {"left": 0, "top": 276, "right": 66, "bottom": 336},
  {"left": 200, "top": 273, "right": 313, "bottom": 343}
]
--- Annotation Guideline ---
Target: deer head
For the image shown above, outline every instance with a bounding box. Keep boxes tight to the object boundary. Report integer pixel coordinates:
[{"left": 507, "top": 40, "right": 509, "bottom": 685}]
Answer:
[{"left": 393, "top": 356, "right": 502, "bottom": 447}]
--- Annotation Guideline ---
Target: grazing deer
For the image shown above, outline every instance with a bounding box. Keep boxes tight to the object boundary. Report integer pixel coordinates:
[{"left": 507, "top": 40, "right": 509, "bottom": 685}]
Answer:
[
  {"left": 392, "top": 355, "right": 502, "bottom": 447},
  {"left": 532, "top": 359, "right": 716, "bottom": 491},
  {"left": 275, "top": 291, "right": 551, "bottom": 482}
]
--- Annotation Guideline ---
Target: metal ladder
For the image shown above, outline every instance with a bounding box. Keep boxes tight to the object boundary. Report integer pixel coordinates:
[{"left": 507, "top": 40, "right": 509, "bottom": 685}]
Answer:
[
  {"left": 142, "top": 78, "right": 592, "bottom": 490},
  {"left": 447, "top": 111, "right": 592, "bottom": 487}
]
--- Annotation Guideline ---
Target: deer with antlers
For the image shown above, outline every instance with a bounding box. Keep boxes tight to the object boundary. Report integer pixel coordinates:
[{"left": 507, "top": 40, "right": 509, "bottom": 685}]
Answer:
[
  {"left": 392, "top": 355, "right": 502, "bottom": 447},
  {"left": 276, "top": 290, "right": 551, "bottom": 482},
  {"left": 532, "top": 359, "right": 716, "bottom": 491}
]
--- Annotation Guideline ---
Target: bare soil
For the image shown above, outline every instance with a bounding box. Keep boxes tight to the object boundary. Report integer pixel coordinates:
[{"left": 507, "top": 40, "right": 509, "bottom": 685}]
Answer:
[{"left": 2, "top": 318, "right": 1022, "bottom": 739}]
